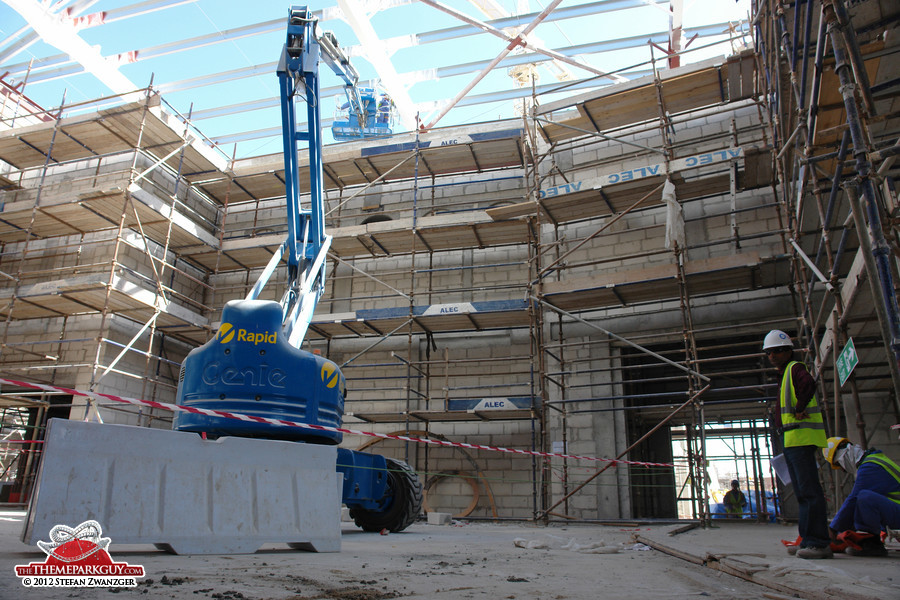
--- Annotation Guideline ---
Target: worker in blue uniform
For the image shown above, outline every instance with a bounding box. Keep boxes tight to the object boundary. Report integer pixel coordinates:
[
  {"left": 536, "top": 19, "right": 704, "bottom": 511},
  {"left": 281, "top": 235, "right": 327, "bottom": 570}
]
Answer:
[
  {"left": 823, "top": 436, "right": 900, "bottom": 556},
  {"left": 376, "top": 94, "right": 392, "bottom": 125}
]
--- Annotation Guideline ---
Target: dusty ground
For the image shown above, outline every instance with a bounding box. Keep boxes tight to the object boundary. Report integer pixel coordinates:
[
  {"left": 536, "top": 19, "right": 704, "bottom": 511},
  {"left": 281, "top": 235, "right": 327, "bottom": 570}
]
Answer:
[{"left": 0, "top": 510, "right": 897, "bottom": 600}]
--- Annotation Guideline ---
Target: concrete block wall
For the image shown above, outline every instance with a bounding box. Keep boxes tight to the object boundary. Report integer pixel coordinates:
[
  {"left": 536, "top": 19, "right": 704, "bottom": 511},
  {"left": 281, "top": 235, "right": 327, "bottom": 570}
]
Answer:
[
  {"left": 539, "top": 106, "right": 778, "bottom": 285},
  {"left": 0, "top": 312, "right": 121, "bottom": 400},
  {"left": 546, "top": 103, "right": 765, "bottom": 186},
  {"left": 2, "top": 165, "right": 130, "bottom": 209},
  {"left": 224, "top": 168, "right": 530, "bottom": 234},
  {"left": 336, "top": 330, "right": 534, "bottom": 410},
  {"left": 14, "top": 154, "right": 122, "bottom": 187},
  {"left": 314, "top": 245, "right": 532, "bottom": 315},
  {"left": 339, "top": 348, "right": 408, "bottom": 407},
  {"left": 55, "top": 315, "right": 191, "bottom": 425},
  {"left": 0, "top": 227, "right": 207, "bottom": 323},
  {"left": 293, "top": 102, "right": 779, "bottom": 520},
  {"left": 0, "top": 315, "right": 95, "bottom": 380},
  {"left": 0, "top": 232, "right": 109, "bottom": 287},
  {"left": 0, "top": 140, "right": 216, "bottom": 420},
  {"left": 4, "top": 151, "right": 218, "bottom": 237},
  {"left": 90, "top": 315, "right": 190, "bottom": 423},
  {"left": 542, "top": 336, "right": 632, "bottom": 520},
  {"left": 223, "top": 197, "right": 288, "bottom": 239},
  {"left": 341, "top": 427, "right": 536, "bottom": 518},
  {"left": 420, "top": 425, "right": 536, "bottom": 517},
  {"left": 330, "top": 329, "right": 541, "bottom": 518},
  {"left": 0, "top": 310, "right": 190, "bottom": 414},
  {"left": 129, "top": 152, "right": 220, "bottom": 232}
]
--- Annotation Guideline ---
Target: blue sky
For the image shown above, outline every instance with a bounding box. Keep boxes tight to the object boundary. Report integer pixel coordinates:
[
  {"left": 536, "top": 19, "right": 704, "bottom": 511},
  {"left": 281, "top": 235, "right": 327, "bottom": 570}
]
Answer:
[{"left": 1, "top": 0, "right": 752, "bottom": 157}]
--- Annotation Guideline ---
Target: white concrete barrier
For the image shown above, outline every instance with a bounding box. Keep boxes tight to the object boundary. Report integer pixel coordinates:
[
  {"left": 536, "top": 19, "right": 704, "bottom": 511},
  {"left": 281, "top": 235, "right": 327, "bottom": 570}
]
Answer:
[{"left": 22, "top": 419, "right": 342, "bottom": 554}]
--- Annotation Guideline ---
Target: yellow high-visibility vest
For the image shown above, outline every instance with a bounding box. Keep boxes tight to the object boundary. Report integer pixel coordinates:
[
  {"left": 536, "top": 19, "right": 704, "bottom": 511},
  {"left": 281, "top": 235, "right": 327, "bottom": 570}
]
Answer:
[
  {"left": 862, "top": 452, "right": 900, "bottom": 505},
  {"left": 780, "top": 361, "right": 826, "bottom": 448}
]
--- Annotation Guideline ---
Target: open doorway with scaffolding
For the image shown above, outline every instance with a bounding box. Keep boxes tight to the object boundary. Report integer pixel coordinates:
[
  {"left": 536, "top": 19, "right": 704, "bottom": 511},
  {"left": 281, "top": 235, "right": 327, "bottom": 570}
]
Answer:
[
  {"left": 673, "top": 419, "right": 777, "bottom": 522},
  {"left": 619, "top": 331, "right": 784, "bottom": 522}
]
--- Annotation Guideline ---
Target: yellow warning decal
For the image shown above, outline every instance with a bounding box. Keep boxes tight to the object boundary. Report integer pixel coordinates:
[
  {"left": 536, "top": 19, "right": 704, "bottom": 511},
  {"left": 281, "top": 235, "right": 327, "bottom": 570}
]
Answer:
[
  {"left": 217, "top": 323, "right": 235, "bottom": 343},
  {"left": 321, "top": 363, "right": 339, "bottom": 389}
]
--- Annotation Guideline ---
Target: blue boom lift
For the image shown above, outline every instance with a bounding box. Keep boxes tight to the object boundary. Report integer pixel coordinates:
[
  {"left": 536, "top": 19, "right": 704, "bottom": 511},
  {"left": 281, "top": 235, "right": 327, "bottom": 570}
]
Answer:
[{"left": 173, "top": 7, "right": 422, "bottom": 533}]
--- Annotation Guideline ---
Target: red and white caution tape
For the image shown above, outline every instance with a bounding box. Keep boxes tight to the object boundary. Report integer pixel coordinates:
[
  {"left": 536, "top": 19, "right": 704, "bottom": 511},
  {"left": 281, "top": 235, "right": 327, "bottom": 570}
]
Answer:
[{"left": 0, "top": 377, "right": 673, "bottom": 468}]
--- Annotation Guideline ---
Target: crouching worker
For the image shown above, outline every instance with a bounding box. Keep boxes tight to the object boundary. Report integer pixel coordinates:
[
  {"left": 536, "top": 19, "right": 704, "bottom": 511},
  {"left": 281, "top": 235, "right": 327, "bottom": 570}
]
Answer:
[{"left": 822, "top": 437, "right": 900, "bottom": 556}]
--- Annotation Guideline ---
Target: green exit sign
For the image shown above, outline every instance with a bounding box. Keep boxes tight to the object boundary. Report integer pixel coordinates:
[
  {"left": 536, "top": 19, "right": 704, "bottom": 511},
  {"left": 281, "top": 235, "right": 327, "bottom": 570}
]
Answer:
[{"left": 836, "top": 338, "right": 858, "bottom": 387}]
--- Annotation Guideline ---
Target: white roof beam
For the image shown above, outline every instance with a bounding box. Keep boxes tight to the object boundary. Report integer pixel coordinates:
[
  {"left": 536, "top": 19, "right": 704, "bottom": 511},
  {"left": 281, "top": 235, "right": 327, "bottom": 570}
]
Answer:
[
  {"left": 69, "top": 0, "right": 197, "bottom": 26},
  {"left": 1, "top": 6, "right": 341, "bottom": 81},
  {"left": 0, "top": 0, "right": 101, "bottom": 63},
  {"left": 108, "top": 21, "right": 735, "bottom": 117},
  {"left": 423, "top": 0, "right": 563, "bottom": 130},
  {"left": 402, "top": 21, "right": 735, "bottom": 83},
  {"left": 4, "top": 0, "right": 139, "bottom": 98},
  {"left": 463, "top": 0, "right": 574, "bottom": 82},
  {"left": 418, "top": 0, "right": 625, "bottom": 82},
  {"left": 0, "top": 20, "right": 284, "bottom": 81},
  {"left": 3, "top": 0, "right": 646, "bottom": 81},
  {"left": 335, "top": 0, "right": 419, "bottom": 130},
  {"left": 0, "top": 26, "right": 41, "bottom": 65},
  {"left": 404, "top": 0, "right": 667, "bottom": 45}
]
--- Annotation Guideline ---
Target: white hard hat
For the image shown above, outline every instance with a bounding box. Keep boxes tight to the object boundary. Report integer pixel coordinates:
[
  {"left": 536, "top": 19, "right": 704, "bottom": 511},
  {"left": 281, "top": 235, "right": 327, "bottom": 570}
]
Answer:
[{"left": 763, "top": 330, "right": 792, "bottom": 350}]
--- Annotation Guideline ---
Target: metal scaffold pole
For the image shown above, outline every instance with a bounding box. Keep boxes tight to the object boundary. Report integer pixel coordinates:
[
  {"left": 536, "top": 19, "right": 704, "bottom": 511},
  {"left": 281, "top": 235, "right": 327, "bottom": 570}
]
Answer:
[{"left": 824, "top": 3, "right": 900, "bottom": 375}]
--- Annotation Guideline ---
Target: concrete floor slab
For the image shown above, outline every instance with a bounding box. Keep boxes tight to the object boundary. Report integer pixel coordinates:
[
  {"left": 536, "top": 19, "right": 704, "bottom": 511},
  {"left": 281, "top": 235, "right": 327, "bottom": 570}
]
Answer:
[
  {"left": 1, "top": 512, "right": 897, "bottom": 600},
  {"left": 636, "top": 522, "right": 899, "bottom": 600}
]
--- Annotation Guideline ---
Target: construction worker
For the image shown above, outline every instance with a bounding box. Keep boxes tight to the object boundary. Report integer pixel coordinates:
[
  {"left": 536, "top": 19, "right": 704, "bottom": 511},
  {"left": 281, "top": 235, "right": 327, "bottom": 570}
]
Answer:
[
  {"left": 376, "top": 93, "right": 393, "bottom": 125},
  {"left": 723, "top": 479, "right": 748, "bottom": 517},
  {"left": 764, "top": 330, "right": 832, "bottom": 558},
  {"left": 823, "top": 436, "right": 900, "bottom": 556}
]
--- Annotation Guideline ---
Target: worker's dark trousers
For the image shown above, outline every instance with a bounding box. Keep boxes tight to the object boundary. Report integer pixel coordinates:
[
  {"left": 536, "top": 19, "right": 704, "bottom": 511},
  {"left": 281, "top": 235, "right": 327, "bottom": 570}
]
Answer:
[{"left": 783, "top": 444, "right": 830, "bottom": 548}]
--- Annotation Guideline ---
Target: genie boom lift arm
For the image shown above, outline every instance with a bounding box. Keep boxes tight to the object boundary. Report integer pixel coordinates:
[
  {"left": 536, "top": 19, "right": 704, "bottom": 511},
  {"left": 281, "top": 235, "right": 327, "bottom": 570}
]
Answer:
[{"left": 174, "top": 6, "right": 422, "bottom": 534}]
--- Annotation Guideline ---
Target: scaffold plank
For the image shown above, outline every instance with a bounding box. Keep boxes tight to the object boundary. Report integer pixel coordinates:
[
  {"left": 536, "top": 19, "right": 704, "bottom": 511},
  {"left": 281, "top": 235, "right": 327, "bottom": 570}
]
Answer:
[
  {"left": 0, "top": 273, "right": 209, "bottom": 343},
  {"left": 536, "top": 52, "right": 756, "bottom": 144},
  {"left": 203, "top": 123, "right": 525, "bottom": 204},
  {"left": 0, "top": 97, "right": 226, "bottom": 181},
  {"left": 540, "top": 253, "right": 790, "bottom": 311},
  {"left": 345, "top": 409, "right": 534, "bottom": 423},
  {"left": 310, "top": 299, "right": 531, "bottom": 339},
  {"left": 179, "top": 210, "right": 531, "bottom": 270}
]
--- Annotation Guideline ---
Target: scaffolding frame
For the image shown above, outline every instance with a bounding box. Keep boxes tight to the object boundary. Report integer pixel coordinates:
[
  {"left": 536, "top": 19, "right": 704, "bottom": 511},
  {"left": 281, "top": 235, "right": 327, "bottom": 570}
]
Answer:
[
  {"left": 752, "top": 0, "right": 900, "bottom": 512},
  {"left": 0, "top": 1, "right": 897, "bottom": 523}
]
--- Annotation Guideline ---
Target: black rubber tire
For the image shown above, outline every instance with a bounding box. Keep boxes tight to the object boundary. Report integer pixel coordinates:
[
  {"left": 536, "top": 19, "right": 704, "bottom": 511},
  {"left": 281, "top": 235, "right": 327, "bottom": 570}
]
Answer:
[{"left": 349, "top": 457, "right": 423, "bottom": 532}]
